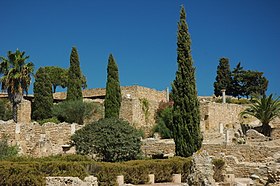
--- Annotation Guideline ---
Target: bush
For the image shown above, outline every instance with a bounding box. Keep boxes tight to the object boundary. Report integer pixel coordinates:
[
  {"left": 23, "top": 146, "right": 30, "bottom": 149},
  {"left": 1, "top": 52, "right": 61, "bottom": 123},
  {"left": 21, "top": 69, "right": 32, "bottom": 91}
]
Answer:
[
  {"left": 0, "top": 99, "right": 12, "bottom": 121},
  {"left": 212, "top": 158, "right": 225, "bottom": 182},
  {"left": 72, "top": 118, "right": 142, "bottom": 162},
  {"left": 52, "top": 100, "right": 86, "bottom": 124},
  {"left": 37, "top": 117, "right": 60, "bottom": 125},
  {"left": 0, "top": 135, "right": 19, "bottom": 160},
  {"left": 152, "top": 102, "right": 173, "bottom": 138}
]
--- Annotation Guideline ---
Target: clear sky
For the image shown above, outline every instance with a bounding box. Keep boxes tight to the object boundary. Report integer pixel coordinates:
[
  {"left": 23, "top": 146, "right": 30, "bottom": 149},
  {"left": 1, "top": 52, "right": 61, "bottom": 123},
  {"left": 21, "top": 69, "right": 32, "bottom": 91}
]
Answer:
[{"left": 1, "top": 0, "right": 279, "bottom": 96}]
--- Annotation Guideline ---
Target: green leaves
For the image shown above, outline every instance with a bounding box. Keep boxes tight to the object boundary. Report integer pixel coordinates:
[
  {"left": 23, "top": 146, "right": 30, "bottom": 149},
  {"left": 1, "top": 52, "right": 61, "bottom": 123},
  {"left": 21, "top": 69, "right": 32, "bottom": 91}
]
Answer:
[
  {"left": 104, "top": 54, "right": 121, "bottom": 119},
  {"left": 171, "top": 6, "right": 202, "bottom": 157},
  {"left": 72, "top": 118, "right": 142, "bottom": 162},
  {"left": 240, "top": 94, "right": 280, "bottom": 136}
]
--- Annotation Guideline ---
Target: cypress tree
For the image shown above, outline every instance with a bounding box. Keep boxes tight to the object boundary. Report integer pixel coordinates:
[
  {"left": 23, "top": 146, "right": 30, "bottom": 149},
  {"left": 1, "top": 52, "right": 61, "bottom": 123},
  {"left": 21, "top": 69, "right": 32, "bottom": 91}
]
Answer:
[
  {"left": 66, "top": 47, "right": 83, "bottom": 101},
  {"left": 32, "top": 67, "right": 53, "bottom": 121},
  {"left": 171, "top": 6, "right": 202, "bottom": 157},
  {"left": 214, "top": 58, "right": 232, "bottom": 96},
  {"left": 104, "top": 54, "right": 121, "bottom": 118}
]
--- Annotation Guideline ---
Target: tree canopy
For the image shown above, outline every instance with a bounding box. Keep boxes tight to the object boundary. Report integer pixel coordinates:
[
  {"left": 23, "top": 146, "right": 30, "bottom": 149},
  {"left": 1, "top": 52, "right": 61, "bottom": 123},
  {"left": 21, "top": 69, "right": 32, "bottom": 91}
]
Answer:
[
  {"left": 0, "top": 49, "right": 34, "bottom": 122},
  {"left": 171, "top": 6, "right": 202, "bottom": 157},
  {"left": 104, "top": 54, "right": 122, "bottom": 118}
]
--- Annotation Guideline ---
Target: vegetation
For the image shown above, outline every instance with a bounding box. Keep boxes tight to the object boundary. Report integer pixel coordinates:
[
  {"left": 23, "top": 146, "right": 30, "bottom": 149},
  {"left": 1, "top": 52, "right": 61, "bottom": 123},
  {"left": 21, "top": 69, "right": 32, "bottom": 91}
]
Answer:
[
  {"left": 72, "top": 118, "right": 142, "bottom": 162},
  {"left": 214, "top": 58, "right": 232, "bottom": 96},
  {"left": 32, "top": 67, "right": 53, "bottom": 121},
  {"left": 0, "top": 49, "right": 34, "bottom": 122},
  {"left": 0, "top": 99, "right": 12, "bottom": 121},
  {"left": 212, "top": 158, "right": 225, "bottom": 182},
  {"left": 44, "top": 66, "right": 68, "bottom": 93},
  {"left": 44, "top": 66, "right": 87, "bottom": 93},
  {"left": 214, "top": 61, "right": 268, "bottom": 98},
  {"left": 153, "top": 101, "right": 173, "bottom": 139},
  {"left": 140, "top": 98, "right": 150, "bottom": 124},
  {"left": 104, "top": 54, "right": 122, "bottom": 118},
  {"left": 66, "top": 47, "right": 83, "bottom": 101},
  {"left": 0, "top": 135, "right": 19, "bottom": 160},
  {"left": 240, "top": 94, "right": 280, "bottom": 137},
  {"left": 52, "top": 100, "right": 95, "bottom": 124},
  {"left": 171, "top": 6, "right": 202, "bottom": 157},
  {"left": 0, "top": 155, "right": 192, "bottom": 186}
]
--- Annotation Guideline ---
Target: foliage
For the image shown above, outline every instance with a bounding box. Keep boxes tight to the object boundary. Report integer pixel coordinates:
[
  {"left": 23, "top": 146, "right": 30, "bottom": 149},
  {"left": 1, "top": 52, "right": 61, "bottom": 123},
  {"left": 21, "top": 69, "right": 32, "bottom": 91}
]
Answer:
[
  {"left": 44, "top": 66, "right": 87, "bottom": 93},
  {"left": 72, "top": 118, "right": 142, "bottom": 162},
  {"left": 140, "top": 98, "right": 150, "bottom": 123},
  {"left": 44, "top": 66, "right": 68, "bottom": 93},
  {"left": 0, "top": 155, "right": 192, "bottom": 186},
  {"left": 212, "top": 158, "right": 225, "bottom": 182},
  {"left": 214, "top": 58, "right": 232, "bottom": 96},
  {"left": 171, "top": 6, "right": 202, "bottom": 157},
  {"left": 66, "top": 47, "right": 83, "bottom": 101},
  {"left": 0, "top": 135, "right": 19, "bottom": 160},
  {"left": 52, "top": 100, "right": 87, "bottom": 124},
  {"left": 32, "top": 67, "right": 53, "bottom": 121},
  {"left": 104, "top": 54, "right": 122, "bottom": 118},
  {"left": 153, "top": 101, "right": 173, "bottom": 139},
  {"left": 0, "top": 99, "right": 12, "bottom": 121},
  {"left": 214, "top": 97, "right": 251, "bottom": 105},
  {"left": 0, "top": 49, "right": 34, "bottom": 122},
  {"left": 240, "top": 94, "right": 280, "bottom": 137},
  {"left": 37, "top": 117, "right": 60, "bottom": 125},
  {"left": 224, "top": 62, "right": 268, "bottom": 98}
]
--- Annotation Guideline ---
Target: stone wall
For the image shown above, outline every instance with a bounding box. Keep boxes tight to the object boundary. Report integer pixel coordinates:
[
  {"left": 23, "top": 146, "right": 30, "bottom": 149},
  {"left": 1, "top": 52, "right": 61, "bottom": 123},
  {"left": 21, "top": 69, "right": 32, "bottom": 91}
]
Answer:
[
  {"left": 200, "top": 103, "right": 247, "bottom": 133},
  {"left": 202, "top": 143, "right": 280, "bottom": 178},
  {"left": 0, "top": 121, "right": 83, "bottom": 157},
  {"left": 141, "top": 138, "right": 175, "bottom": 157},
  {"left": 17, "top": 99, "right": 31, "bottom": 123}
]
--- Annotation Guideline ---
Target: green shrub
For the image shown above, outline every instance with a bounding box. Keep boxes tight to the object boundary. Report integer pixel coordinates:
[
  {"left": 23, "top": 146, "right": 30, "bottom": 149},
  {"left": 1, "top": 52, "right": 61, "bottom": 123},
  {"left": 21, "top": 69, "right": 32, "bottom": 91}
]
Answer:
[
  {"left": 52, "top": 100, "right": 86, "bottom": 124},
  {"left": 37, "top": 117, "right": 60, "bottom": 125},
  {"left": 0, "top": 135, "right": 19, "bottom": 159},
  {"left": 212, "top": 158, "right": 225, "bottom": 182},
  {"left": 72, "top": 118, "right": 142, "bottom": 162},
  {"left": 0, "top": 99, "right": 12, "bottom": 121},
  {"left": 152, "top": 102, "right": 173, "bottom": 138},
  {"left": 0, "top": 155, "right": 192, "bottom": 186}
]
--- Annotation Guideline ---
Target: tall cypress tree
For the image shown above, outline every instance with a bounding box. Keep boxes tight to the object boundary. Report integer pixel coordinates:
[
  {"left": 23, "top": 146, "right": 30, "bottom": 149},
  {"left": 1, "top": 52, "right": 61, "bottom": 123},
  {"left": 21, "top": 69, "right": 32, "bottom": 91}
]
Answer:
[
  {"left": 104, "top": 54, "right": 121, "bottom": 118},
  {"left": 32, "top": 67, "right": 53, "bottom": 121},
  {"left": 171, "top": 6, "right": 202, "bottom": 157},
  {"left": 66, "top": 47, "right": 83, "bottom": 101},
  {"left": 214, "top": 58, "right": 232, "bottom": 96}
]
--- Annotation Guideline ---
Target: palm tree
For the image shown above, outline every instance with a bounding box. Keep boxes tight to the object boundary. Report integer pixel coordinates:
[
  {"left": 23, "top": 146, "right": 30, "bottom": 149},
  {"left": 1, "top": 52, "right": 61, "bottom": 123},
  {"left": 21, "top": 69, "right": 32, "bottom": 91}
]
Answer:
[
  {"left": 0, "top": 49, "right": 34, "bottom": 122},
  {"left": 240, "top": 94, "right": 280, "bottom": 137}
]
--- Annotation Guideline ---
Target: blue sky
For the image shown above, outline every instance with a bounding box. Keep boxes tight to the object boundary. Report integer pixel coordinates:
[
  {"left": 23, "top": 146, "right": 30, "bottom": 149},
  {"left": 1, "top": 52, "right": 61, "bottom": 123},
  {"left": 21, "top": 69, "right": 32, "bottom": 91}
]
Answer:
[{"left": 1, "top": 0, "right": 279, "bottom": 96}]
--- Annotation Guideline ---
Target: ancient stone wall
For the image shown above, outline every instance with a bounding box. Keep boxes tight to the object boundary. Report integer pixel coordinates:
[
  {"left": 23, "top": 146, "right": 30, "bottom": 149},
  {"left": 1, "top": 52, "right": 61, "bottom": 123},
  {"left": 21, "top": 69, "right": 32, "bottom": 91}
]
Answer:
[
  {"left": 200, "top": 103, "right": 247, "bottom": 133},
  {"left": 141, "top": 138, "right": 175, "bottom": 157},
  {"left": 17, "top": 99, "right": 31, "bottom": 123},
  {"left": 0, "top": 121, "right": 83, "bottom": 157}
]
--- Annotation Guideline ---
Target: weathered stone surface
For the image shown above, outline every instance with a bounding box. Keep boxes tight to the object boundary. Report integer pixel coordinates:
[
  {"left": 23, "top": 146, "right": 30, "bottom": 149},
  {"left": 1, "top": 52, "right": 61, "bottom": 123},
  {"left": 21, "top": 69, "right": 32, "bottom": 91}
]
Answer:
[
  {"left": 246, "top": 129, "right": 268, "bottom": 142},
  {"left": 186, "top": 150, "right": 216, "bottom": 186},
  {"left": 46, "top": 176, "right": 98, "bottom": 186},
  {"left": 17, "top": 99, "right": 31, "bottom": 123},
  {"left": 141, "top": 138, "right": 175, "bottom": 157}
]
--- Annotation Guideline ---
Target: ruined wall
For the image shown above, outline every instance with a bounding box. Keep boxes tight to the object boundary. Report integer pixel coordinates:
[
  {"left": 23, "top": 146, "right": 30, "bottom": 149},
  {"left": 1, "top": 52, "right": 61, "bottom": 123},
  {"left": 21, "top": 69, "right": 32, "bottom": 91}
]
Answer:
[
  {"left": 202, "top": 143, "right": 280, "bottom": 178},
  {"left": 200, "top": 103, "right": 247, "bottom": 133},
  {"left": 17, "top": 99, "right": 31, "bottom": 123},
  {"left": 0, "top": 121, "right": 83, "bottom": 157},
  {"left": 46, "top": 176, "right": 98, "bottom": 186},
  {"left": 141, "top": 138, "right": 175, "bottom": 157}
]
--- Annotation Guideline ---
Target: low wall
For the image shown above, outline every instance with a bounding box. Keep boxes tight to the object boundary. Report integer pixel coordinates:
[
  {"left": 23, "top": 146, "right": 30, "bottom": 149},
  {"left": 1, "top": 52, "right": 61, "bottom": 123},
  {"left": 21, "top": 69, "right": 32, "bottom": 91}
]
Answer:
[
  {"left": 46, "top": 176, "right": 98, "bottom": 186},
  {"left": 0, "top": 121, "right": 83, "bottom": 157},
  {"left": 141, "top": 138, "right": 175, "bottom": 157}
]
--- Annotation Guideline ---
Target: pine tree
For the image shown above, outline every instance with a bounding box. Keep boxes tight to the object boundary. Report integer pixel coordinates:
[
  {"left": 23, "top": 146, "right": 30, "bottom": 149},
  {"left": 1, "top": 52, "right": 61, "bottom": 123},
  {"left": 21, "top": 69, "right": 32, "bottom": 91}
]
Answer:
[
  {"left": 171, "top": 6, "right": 202, "bottom": 157},
  {"left": 32, "top": 67, "right": 53, "bottom": 121},
  {"left": 214, "top": 58, "right": 232, "bottom": 96},
  {"left": 104, "top": 54, "right": 121, "bottom": 118},
  {"left": 66, "top": 47, "right": 83, "bottom": 101}
]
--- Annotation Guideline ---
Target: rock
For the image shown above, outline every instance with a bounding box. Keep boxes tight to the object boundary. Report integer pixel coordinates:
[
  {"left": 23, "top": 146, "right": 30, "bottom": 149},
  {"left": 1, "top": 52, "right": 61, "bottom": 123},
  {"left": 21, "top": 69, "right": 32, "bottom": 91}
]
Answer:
[
  {"left": 246, "top": 129, "right": 268, "bottom": 142},
  {"left": 250, "top": 174, "right": 260, "bottom": 180},
  {"left": 186, "top": 150, "right": 216, "bottom": 186}
]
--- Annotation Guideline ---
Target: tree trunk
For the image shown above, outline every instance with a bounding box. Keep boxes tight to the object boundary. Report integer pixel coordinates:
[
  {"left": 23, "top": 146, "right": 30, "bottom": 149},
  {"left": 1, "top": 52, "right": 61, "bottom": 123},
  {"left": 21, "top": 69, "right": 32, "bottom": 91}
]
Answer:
[
  {"left": 262, "top": 123, "right": 271, "bottom": 137},
  {"left": 12, "top": 102, "right": 18, "bottom": 123}
]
